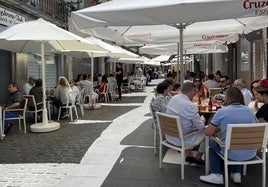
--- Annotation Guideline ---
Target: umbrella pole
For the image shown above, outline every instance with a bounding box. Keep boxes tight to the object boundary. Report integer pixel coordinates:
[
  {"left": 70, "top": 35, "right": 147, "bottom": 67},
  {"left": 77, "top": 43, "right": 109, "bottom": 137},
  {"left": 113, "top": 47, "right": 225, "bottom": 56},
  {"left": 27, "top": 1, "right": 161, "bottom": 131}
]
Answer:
[
  {"left": 91, "top": 53, "right": 94, "bottom": 86},
  {"left": 30, "top": 41, "right": 60, "bottom": 132},
  {"left": 179, "top": 24, "right": 184, "bottom": 85}
]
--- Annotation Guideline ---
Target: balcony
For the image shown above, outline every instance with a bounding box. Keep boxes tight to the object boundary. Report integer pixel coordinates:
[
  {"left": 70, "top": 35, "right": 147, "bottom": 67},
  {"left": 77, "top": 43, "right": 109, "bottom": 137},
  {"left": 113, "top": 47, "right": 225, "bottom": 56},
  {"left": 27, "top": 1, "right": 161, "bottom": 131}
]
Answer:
[{"left": 0, "top": 0, "right": 81, "bottom": 29}]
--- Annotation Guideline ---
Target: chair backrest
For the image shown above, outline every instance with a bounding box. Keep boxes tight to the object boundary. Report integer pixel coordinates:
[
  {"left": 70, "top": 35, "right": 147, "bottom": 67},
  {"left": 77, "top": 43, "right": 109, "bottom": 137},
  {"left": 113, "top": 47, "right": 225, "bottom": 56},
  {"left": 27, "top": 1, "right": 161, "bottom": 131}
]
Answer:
[
  {"left": 78, "top": 88, "right": 85, "bottom": 104},
  {"left": 80, "top": 82, "right": 91, "bottom": 95},
  {"left": 225, "top": 123, "right": 268, "bottom": 152},
  {"left": 100, "top": 83, "right": 108, "bottom": 93},
  {"left": 66, "top": 90, "right": 78, "bottom": 106},
  {"left": 23, "top": 95, "right": 36, "bottom": 108},
  {"left": 108, "top": 82, "right": 116, "bottom": 93},
  {"left": 21, "top": 98, "right": 28, "bottom": 116},
  {"left": 149, "top": 98, "right": 156, "bottom": 119},
  {"left": 209, "top": 88, "right": 222, "bottom": 97},
  {"left": 156, "top": 112, "right": 184, "bottom": 144}
]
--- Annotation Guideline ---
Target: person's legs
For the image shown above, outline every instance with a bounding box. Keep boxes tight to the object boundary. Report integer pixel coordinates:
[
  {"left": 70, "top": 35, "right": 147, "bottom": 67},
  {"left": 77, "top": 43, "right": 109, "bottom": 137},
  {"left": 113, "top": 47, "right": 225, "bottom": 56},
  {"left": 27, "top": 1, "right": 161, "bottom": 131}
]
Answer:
[
  {"left": 209, "top": 138, "right": 223, "bottom": 174},
  {"left": 117, "top": 81, "right": 122, "bottom": 99},
  {"left": 199, "top": 138, "right": 224, "bottom": 184},
  {"left": 4, "top": 111, "right": 18, "bottom": 128}
]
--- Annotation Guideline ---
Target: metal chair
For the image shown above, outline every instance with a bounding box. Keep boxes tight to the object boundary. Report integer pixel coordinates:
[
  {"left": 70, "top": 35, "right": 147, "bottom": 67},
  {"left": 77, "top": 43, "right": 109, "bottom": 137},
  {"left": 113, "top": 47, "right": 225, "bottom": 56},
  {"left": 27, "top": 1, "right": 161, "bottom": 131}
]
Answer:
[
  {"left": 2, "top": 98, "right": 28, "bottom": 134},
  {"left": 211, "top": 123, "right": 268, "bottom": 187},
  {"left": 57, "top": 90, "right": 79, "bottom": 121},
  {"left": 24, "top": 95, "right": 43, "bottom": 123}
]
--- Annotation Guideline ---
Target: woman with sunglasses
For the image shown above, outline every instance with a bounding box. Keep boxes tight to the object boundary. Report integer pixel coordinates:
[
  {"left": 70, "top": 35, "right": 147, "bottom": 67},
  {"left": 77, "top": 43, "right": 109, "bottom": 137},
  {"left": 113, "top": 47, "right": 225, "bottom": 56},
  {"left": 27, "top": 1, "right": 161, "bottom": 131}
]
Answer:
[{"left": 193, "top": 76, "right": 208, "bottom": 101}]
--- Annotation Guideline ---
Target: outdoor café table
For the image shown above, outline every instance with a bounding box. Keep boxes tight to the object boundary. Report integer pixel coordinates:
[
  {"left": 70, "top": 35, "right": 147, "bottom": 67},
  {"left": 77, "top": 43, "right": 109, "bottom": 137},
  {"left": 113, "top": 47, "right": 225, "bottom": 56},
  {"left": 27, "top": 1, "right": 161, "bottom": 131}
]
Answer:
[{"left": 196, "top": 99, "right": 223, "bottom": 175}]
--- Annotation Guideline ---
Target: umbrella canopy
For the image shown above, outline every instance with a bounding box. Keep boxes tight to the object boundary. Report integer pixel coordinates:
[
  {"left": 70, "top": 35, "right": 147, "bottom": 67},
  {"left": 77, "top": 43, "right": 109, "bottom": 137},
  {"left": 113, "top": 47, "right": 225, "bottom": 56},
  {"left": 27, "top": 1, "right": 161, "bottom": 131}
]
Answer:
[
  {"left": 72, "top": 0, "right": 268, "bottom": 27},
  {"left": 0, "top": 18, "right": 106, "bottom": 133},
  {"left": 71, "top": 16, "right": 268, "bottom": 46},
  {"left": 71, "top": 0, "right": 268, "bottom": 85},
  {"left": 139, "top": 41, "right": 228, "bottom": 55},
  {"left": 49, "top": 36, "right": 139, "bottom": 83}
]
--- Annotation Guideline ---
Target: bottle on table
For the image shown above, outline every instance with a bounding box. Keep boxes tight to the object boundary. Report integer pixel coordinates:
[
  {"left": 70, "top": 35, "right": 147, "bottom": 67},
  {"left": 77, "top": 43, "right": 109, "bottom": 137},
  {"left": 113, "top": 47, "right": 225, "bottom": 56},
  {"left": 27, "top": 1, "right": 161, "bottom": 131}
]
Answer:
[{"left": 208, "top": 97, "right": 212, "bottom": 111}]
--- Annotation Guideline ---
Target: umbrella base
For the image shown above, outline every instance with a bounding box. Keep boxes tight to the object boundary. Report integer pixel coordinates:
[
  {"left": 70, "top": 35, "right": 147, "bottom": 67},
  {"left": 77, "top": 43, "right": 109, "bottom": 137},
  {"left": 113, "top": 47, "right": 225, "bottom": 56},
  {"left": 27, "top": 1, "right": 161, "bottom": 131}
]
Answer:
[{"left": 30, "top": 121, "right": 60, "bottom": 133}]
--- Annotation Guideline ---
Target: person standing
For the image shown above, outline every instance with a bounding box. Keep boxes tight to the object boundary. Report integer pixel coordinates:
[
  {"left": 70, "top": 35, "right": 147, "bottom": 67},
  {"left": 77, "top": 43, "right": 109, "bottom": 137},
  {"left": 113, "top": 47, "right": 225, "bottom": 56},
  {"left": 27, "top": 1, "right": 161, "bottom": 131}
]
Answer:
[
  {"left": 200, "top": 87, "right": 258, "bottom": 185},
  {"left": 115, "top": 63, "right": 123, "bottom": 100}
]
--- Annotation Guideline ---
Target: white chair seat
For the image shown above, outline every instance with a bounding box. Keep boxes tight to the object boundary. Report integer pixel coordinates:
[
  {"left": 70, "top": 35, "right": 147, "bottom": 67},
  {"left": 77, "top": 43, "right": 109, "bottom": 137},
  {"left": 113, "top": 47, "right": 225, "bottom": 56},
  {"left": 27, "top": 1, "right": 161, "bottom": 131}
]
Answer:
[
  {"left": 57, "top": 90, "right": 79, "bottom": 121},
  {"left": 2, "top": 98, "right": 28, "bottom": 134}
]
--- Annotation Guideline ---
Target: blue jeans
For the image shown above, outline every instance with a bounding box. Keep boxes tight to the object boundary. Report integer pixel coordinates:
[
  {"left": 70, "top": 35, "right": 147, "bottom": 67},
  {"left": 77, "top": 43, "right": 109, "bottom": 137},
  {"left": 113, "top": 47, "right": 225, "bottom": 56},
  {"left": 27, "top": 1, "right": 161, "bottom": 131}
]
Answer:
[
  {"left": 3, "top": 111, "right": 19, "bottom": 129},
  {"left": 209, "top": 138, "right": 241, "bottom": 174}
]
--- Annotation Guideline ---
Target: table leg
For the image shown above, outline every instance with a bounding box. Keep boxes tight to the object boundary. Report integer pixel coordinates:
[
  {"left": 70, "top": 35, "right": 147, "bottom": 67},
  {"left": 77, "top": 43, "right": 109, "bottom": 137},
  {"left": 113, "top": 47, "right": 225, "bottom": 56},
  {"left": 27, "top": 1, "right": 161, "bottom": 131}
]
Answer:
[{"left": 205, "top": 135, "right": 209, "bottom": 175}]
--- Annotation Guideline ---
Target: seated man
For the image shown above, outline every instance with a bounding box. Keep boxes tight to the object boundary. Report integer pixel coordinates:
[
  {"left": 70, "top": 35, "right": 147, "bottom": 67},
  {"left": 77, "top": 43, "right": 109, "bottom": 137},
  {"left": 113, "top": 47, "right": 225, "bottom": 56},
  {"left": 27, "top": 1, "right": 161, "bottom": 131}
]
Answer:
[
  {"left": 79, "top": 74, "right": 98, "bottom": 106},
  {"left": 166, "top": 82, "right": 206, "bottom": 165},
  {"left": 233, "top": 78, "right": 252, "bottom": 106},
  {"left": 200, "top": 87, "right": 258, "bottom": 185},
  {"left": 23, "top": 75, "right": 36, "bottom": 95},
  {"left": 1, "top": 82, "right": 24, "bottom": 134}
]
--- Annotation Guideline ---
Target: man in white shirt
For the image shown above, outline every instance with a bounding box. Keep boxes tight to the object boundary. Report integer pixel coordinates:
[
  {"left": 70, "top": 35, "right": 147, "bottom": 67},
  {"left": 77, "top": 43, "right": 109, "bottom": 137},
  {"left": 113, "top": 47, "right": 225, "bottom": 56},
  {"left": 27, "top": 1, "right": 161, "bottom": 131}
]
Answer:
[
  {"left": 166, "top": 82, "right": 206, "bottom": 165},
  {"left": 233, "top": 78, "right": 252, "bottom": 106}
]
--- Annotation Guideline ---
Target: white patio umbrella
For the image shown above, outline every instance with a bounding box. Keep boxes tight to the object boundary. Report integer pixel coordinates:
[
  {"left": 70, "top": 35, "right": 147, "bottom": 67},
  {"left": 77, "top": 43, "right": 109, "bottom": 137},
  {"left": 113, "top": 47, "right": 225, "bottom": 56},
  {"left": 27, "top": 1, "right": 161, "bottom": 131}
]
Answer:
[
  {"left": 0, "top": 18, "right": 106, "bottom": 133},
  {"left": 50, "top": 36, "right": 139, "bottom": 83},
  {"left": 71, "top": 0, "right": 268, "bottom": 84},
  {"left": 71, "top": 20, "right": 241, "bottom": 46},
  {"left": 139, "top": 41, "right": 228, "bottom": 55},
  {"left": 71, "top": 0, "right": 268, "bottom": 27}
]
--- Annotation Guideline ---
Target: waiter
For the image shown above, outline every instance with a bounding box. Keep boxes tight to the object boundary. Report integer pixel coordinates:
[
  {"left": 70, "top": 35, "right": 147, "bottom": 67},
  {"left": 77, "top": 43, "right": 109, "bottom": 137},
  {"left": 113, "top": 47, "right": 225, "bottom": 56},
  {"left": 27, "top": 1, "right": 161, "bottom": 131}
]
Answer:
[{"left": 115, "top": 63, "right": 123, "bottom": 100}]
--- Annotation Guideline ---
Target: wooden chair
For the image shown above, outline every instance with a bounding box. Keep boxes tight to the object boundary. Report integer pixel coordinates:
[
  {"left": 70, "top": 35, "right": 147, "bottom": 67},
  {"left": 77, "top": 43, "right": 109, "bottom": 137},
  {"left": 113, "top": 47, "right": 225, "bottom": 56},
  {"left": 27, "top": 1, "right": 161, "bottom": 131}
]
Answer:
[
  {"left": 2, "top": 98, "right": 28, "bottom": 134},
  {"left": 156, "top": 112, "right": 199, "bottom": 180},
  {"left": 211, "top": 123, "right": 268, "bottom": 187},
  {"left": 24, "top": 95, "right": 43, "bottom": 123},
  {"left": 57, "top": 90, "right": 79, "bottom": 121}
]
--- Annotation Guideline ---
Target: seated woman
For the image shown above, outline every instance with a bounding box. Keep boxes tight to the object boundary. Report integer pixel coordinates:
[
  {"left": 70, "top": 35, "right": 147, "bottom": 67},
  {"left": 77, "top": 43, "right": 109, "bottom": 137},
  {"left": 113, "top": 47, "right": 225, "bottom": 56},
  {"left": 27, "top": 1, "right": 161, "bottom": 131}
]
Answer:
[
  {"left": 96, "top": 74, "right": 108, "bottom": 101},
  {"left": 193, "top": 76, "right": 208, "bottom": 102},
  {"left": 173, "top": 83, "right": 181, "bottom": 95},
  {"left": 248, "top": 79, "right": 263, "bottom": 113},
  {"left": 152, "top": 81, "right": 170, "bottom": 116},
  {"left": 53, "top": 76, "right": 72, "bottom": 118}
]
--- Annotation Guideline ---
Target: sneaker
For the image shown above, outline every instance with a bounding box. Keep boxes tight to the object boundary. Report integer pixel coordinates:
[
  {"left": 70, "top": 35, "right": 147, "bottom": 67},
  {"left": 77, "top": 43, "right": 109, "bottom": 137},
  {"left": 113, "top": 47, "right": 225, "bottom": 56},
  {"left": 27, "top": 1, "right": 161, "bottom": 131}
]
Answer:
[
  {"left": 185, "top": 156, "right": 205, "bottom": 166},
  {"left": 230, "top": 172, "right": 241, "bottom": 183},
  {"left": 200, "top": 173, "right": 224, "bottom": 185}
]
